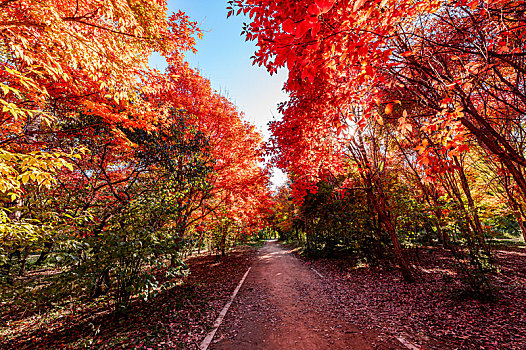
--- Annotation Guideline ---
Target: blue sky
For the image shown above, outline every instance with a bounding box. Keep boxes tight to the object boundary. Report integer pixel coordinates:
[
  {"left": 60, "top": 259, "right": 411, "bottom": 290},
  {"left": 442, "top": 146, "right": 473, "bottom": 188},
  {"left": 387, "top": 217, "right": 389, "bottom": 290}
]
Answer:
[{"left": 149, "top": 0, "right": 288, "bottom": 189}]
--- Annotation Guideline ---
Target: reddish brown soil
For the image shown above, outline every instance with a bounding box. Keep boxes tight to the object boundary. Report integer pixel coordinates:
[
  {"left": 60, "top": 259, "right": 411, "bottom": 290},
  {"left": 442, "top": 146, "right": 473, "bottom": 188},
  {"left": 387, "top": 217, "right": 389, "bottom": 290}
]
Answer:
[{"left": 210, "top": 241, "right": 402, "bottom": 349}]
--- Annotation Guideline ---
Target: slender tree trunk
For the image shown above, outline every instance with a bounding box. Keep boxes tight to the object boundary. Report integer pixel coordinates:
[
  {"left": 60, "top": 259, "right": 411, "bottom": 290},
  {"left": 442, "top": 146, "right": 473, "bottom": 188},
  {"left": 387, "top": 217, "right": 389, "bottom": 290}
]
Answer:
[
  {"left": 454, "top": 157, "right": 489, "bottom": 252},
  {"left": 18, "top": 246, "right": 29, "bottom": 276},
  {"left": 350, "top": 126, "right": 413, "bottom": 281},
  {"left": 517, "top": 217, "right": 526, "bottom": 243},
  {"left": 374, "top": 187, "right": 414, "bottom": 282},
  {"left": 503, "top": 172, "right": 526, "bottom": 242},
  {"left": 197, "top": 230, "right": 205, "bottom": 254},
  {"left": 93, "top": 267, "right": 111, "bottom": 298},
  {"left": 220, "top": 224, "right": 227, "bottom": 257},
  {"left": 304, "top": 215, "right": 310, "bottom": 252},
  {"left": 4, "top": 250, "right": 15, "bottom": 285},
  {"left": 394, "top": 138, "right": 453, "bottom": 247},
  {"left": 362, "top": 169, "right": 413, "bottom": 281}
]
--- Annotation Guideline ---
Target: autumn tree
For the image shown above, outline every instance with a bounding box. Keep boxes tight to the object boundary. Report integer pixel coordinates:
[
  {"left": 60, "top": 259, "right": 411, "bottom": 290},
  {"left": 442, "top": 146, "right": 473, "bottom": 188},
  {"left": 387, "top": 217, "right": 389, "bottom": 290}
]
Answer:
[
  {"left": 0, "top": 0, "right": 200, "bottom": 192},
  {"left": 146, "top": 60, "right": 272, "bottom": 253},
  {"left": 232, "top": 0, "right": 525, "bottom": 287},
  {"left": 1, "top": 0, "right": 272, "bottom": 308},
  {"left": 387, "top": 0, "right": 526, "bottom": 241},
  {"left": 0, "top": 0, "right": 202, "bottom": 271}
]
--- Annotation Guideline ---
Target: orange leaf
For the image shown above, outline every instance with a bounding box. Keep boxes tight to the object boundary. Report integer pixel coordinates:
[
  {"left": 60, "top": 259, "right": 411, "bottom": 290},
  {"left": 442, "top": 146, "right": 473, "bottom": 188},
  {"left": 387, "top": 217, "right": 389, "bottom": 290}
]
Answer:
[
  {"left": 421, "top": 156, "right": 430, "bottom": 166},
  {"left": 385, "top": 103, "right": 393, "bottom": 114},
  {"left": 440, "top": 97, "right": 452, "bottom": 107},
  {"left": 353, "top": 0, "right": 367, "bottom": 12}
]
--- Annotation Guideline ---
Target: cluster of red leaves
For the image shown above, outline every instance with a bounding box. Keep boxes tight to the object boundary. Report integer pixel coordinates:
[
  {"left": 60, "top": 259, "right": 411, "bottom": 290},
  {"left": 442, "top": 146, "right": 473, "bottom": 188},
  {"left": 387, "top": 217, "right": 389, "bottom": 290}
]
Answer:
[
  {"left": 232, "top": 0, "right": 526, "bottom": 205},
  {"left": 228, "top": 0, "right": 441, "bottom": 201},
  {"left": 143, "top": 59, "right": 273, "bottom": 232}
]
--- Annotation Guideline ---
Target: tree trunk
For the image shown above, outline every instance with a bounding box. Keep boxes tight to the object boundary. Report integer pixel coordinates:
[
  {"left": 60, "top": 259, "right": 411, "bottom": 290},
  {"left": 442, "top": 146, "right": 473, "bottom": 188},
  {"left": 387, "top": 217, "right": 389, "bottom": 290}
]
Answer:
[
  {"left": 502, "top": 171, "right": 526, "bottom": 243},
  {"left": 35, "top": 242, "right": 53, "bottom": 265},
  {"left": 304, "top": 215, "right": 310, "bottom": 252},
  {"left": 454, "top": 157, "right": 489, "bottom": 252},
  {"left": 3, "top": 250, "right": 15, "bottom": 285},
  {"left": 350, "top": 126, "right": 413, "bottom": 281},
  {"left": 18, "top": 246, "right": 29, "bottom": 276},
  {"left": 517, "top": 217, "right": 526, "bottom": 243},
  {"left": 220, "top": 224, "right": 227, "bottom": 257},
  {"left": 375, "top": 192, "right": 414, "bottom": 282},
  {"left": 92, "top": 267, "right": 111, "bottom": 298}
]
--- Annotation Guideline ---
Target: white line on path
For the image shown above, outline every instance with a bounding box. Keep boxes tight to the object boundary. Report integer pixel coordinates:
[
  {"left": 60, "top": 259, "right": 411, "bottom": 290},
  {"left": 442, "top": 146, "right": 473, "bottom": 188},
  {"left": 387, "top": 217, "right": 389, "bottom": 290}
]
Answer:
[
  {"left": 311, "top": 267, "right": 324, "bottom": 279},
  {"left": 396, "top": 335, "right": 422, "bottom": 350},
  {"left": 199, "top": 267, "right": 251, "bottom": 350}
]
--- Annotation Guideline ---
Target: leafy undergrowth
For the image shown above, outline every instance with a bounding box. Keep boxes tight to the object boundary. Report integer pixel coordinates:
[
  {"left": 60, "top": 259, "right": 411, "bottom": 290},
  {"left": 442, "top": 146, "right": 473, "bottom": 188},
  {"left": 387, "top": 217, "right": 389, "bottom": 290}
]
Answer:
[
  {"left": 295, "top": 245, "right": 526, "bottom": 350},
  {"left": 0, "top": 246, "right": 256, "bottom": 349}
]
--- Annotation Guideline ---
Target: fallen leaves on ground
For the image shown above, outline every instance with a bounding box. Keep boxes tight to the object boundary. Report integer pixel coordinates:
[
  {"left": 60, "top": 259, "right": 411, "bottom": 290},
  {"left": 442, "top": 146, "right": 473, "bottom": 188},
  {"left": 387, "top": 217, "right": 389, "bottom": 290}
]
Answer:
[
  {"left": 293, "top": 246, "right": 526, "bottom": 350},
  {"left": 0, "top": 247, "right": 257, "bottom": 350}
]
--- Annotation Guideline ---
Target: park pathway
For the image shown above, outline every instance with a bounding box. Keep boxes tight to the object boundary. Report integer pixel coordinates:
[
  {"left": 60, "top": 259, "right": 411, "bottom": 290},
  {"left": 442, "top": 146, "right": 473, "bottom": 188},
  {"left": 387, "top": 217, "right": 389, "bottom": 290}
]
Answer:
[{"left": 209, "top": 241, "right": 400, "bottom": 350}]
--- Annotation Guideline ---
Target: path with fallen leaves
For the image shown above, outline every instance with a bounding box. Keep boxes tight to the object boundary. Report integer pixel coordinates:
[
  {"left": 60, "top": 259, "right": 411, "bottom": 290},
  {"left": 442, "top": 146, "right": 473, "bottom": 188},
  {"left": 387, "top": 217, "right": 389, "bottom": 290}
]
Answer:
[{"left": 209, "top": 241, "right": 400, "bottom": 349}]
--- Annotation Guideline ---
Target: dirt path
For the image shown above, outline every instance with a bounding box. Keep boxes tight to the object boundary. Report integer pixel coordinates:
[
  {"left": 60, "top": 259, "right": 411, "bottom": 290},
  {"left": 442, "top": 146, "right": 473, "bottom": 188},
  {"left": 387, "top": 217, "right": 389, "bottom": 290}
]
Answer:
[{"left": 209, "top": 241, "right": 401, "bottom": 349}]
